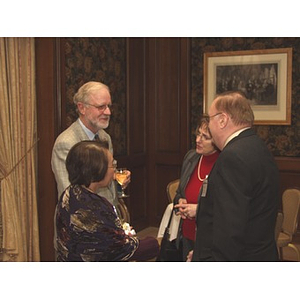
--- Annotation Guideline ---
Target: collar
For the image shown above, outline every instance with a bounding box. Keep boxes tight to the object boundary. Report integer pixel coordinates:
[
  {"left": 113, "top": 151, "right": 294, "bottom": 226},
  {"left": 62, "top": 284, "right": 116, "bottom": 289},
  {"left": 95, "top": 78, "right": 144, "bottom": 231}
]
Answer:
[
  {"left": 78, "top": 118, "right": 96, "bottom": 140},
  {"left": 224, "top": 127, "right": 251, "bottom": 148}
]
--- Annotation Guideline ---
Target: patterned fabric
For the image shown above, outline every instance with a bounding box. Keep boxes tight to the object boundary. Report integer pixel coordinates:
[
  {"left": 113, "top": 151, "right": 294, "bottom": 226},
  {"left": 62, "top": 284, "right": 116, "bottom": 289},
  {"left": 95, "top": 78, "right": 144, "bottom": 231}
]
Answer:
[{"left": 55, "top": 185, "right": 139, "bottom": 261}]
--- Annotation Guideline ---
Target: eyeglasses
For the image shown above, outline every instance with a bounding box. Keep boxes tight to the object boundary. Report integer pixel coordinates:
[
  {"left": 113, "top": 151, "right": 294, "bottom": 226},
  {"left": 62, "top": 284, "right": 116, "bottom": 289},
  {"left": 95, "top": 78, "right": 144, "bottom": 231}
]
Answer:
[
  {"left": 108, "top": 159, "right": 117, "bottom": 171},
  {"left": 196, "top": 133, "right": 212, "bottom": 141},
  {"left": 207, "top": 112, "right": 222, "bottom": 120},
  {"left": 86, "top": 103, "right": 113, "bottom": 113}
]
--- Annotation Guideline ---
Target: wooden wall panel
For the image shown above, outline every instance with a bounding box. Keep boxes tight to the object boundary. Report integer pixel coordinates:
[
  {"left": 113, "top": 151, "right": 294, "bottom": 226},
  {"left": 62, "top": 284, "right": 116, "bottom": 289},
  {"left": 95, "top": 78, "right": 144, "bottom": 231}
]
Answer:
[
  {"left": 275, "top": 156, "right": 300, "bottom": 196},
  {"left": 146, "top": 38, "right": 190, "bottom": 225},
  {"left": 126, "top": 38, "right": 148, "bottom": 230},
  {"left": 155, "top": 38, "right": 181, "bottom": 153},
  {"left": 128, "top": 166, "right": 148, "bottom": 227},
  {"left": 127, "top": 38, "right": 146, "bottom": 155},
  {"left": 36, "top": 38, "right": 62, "bottom": 261}
]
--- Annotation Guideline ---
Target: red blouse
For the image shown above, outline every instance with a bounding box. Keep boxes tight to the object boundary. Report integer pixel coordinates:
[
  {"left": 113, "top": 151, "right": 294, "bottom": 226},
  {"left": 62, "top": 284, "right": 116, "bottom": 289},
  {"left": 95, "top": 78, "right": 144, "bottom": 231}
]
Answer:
[{"left": 182, "top": 151, "right": 219, "bottom": 241}]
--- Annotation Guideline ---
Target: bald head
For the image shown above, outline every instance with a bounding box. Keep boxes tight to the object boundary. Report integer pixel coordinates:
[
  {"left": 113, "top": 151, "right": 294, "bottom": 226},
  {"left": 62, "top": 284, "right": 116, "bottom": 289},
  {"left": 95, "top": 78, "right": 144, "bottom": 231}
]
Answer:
[
  {"left": 208, "top": 91, "right": 254, "bottom": 150},
  {"left": 213, "top": 91, "right": 254, "bottom": 127}
]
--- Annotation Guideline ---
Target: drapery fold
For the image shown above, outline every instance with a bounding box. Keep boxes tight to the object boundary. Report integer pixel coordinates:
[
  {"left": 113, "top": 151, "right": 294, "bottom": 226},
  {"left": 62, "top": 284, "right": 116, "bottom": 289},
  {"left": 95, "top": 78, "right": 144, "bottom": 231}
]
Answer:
[{"left": 0, "top": 37, "right": 40, "bottom": 261}]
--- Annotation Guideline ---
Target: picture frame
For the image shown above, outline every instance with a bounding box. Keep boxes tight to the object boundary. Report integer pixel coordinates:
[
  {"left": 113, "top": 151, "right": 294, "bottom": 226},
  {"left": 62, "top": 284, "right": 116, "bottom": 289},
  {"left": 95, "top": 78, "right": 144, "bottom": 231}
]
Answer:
[{"left": 204, "top": 48, "right": 292, "bottom": 125}]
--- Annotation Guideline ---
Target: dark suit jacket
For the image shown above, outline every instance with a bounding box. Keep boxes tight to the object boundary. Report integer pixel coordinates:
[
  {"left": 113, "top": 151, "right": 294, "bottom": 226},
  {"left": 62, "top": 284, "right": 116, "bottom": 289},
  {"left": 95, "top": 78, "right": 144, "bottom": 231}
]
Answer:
[{"left": 192, "top": 128, "right": 279, "bottom": 261}]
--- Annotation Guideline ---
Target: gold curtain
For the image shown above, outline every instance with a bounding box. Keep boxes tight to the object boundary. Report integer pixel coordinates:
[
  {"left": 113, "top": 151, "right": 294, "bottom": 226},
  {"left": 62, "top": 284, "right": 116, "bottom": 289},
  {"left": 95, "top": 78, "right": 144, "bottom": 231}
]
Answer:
[{"left": 0, "top": 38, "right": 40, "bottom": 261}]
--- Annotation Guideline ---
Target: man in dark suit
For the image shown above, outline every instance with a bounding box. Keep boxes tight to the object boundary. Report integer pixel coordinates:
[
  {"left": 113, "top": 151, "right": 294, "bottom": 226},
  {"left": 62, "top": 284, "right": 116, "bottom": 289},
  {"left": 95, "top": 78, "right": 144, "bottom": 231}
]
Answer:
[{"left": 190, "top": 91, "right": 279, "bottom": 261}]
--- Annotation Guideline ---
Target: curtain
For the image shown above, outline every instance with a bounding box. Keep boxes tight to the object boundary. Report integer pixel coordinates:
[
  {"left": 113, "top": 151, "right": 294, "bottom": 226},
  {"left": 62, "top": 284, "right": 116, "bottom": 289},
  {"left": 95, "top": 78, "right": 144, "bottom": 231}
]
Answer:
[{"left": 0, "top": 38, "right": 40, "bottom": 261}]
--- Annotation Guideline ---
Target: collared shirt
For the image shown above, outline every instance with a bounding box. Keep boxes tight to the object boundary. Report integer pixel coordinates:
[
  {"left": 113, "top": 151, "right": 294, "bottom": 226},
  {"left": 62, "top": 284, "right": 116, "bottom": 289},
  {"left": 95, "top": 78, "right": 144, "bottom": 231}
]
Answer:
[
  {"left": 78, "top": 118, "right": 96, "bottom": 140},
  {"left": 224, "top": 127, "right": 251, "bottom": 148}
]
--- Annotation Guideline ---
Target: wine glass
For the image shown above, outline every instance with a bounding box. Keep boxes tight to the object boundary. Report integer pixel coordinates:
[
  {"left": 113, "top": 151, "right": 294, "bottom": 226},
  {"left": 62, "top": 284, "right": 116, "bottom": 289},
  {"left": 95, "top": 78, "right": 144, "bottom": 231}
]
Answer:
[{"left": 115, "top": 168, "right": 129, "bottom": 198}]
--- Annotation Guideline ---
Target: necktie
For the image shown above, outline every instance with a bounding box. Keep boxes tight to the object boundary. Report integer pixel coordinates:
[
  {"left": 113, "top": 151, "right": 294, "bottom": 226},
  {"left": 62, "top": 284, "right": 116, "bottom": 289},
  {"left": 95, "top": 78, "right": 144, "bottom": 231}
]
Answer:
[
  {"left": 94, "top": 134, "right": 109, "bottom": 149},
  {"left": 94, "top": 134, "right": 100, "bottom": 141}
]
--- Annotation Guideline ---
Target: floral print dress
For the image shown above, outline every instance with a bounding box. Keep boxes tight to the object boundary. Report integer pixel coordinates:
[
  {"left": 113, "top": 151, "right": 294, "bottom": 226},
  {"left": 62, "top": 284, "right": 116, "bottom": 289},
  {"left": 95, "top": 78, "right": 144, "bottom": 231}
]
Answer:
[{"left": 55, "top": 185, "right": 139, "bottom": 261}]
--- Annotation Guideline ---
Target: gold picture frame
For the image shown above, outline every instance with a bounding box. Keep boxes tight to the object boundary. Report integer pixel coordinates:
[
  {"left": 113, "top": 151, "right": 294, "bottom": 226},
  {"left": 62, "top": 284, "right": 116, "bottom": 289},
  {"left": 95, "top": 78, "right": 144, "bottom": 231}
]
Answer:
[{"left": 204, "top": 48, "right": 292, "bottom": 125}]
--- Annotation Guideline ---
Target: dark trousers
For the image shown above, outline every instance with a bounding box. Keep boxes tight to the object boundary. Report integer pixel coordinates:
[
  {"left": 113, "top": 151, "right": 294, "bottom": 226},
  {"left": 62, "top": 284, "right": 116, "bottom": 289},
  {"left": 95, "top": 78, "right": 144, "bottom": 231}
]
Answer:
[{"left": 182, "top": 236, "right": 194, "bottom": 261}]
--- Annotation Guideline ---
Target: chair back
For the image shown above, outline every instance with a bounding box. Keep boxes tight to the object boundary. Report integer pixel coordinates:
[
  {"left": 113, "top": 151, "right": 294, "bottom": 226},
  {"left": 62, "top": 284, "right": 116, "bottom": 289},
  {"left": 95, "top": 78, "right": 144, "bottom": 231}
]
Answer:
[
  {"left": 116, "top": 198, "right": 130, "bottom": 223},
  {"left": 274, "top": 211, "right": 283, "bottom": 241},
  {"left": 282, "top": 188, "right": 300, "bottom": 236},
  {"left": 166, "top": 179, "right": 180, "bottom": 203}
]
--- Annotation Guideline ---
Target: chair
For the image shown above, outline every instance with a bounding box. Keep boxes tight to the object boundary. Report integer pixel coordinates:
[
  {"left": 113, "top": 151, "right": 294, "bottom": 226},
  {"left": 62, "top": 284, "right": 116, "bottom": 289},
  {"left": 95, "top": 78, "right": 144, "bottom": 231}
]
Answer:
[
  {"left": 116, "top": 198, "right": 130, "bottom": 223},
  {"left": 157, "top": 179, "right": 180, "bottom": 243},
  {"left": 166, "top": 179, "right": 180, "bottom": 203},
  {"left": 274, "top": 211, "right": 283, "bottom": 241},
  {"left": 277, "top": 188, "right": 300, "bottom": 261}
]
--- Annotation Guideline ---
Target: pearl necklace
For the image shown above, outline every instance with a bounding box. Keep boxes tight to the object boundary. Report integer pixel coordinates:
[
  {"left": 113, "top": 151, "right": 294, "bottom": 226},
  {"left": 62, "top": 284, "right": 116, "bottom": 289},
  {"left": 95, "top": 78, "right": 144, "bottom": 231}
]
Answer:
[{"left": 197, "top": 156, "right": 207, "bottom": 182}]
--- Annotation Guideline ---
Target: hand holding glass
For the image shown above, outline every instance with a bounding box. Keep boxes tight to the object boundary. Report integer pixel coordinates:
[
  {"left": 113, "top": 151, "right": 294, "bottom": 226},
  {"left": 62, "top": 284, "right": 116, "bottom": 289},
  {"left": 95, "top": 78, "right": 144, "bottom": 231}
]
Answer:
[{"left": 115, "top": 168, "right": 129, "bottom": 198}]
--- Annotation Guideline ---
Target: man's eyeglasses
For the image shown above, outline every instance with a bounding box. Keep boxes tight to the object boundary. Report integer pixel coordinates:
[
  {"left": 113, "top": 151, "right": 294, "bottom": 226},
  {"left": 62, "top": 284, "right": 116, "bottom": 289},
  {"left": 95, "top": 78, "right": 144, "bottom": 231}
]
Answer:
[
  {"left": 204, "top": 112, "right": 222, "bottom": 122},
  {"left": 86, "top": 103, "right": 113, "bottom": 113},
  {"left": 207, "top": 112, "right": 222, "bottom": 120}
]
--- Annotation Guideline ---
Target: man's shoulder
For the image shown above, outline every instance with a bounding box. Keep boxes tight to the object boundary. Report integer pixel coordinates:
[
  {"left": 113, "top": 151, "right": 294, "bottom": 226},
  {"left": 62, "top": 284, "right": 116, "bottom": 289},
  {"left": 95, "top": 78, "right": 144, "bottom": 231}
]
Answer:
[
  {"left": 98, "top": 128, "right": 111, "bottom": 139},
  {"left": 53, "top": 120, "right": 85, "bottom": 146}
]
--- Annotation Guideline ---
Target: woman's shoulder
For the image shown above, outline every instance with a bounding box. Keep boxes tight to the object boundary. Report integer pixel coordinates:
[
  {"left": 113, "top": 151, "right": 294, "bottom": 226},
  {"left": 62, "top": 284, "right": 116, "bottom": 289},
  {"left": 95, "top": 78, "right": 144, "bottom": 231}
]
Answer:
[
  {"left": 184, "top": 149, "right": 200, "bottom": 161},
  {"left": 67, "top": 185, "right": 111, "bottom": 208}
]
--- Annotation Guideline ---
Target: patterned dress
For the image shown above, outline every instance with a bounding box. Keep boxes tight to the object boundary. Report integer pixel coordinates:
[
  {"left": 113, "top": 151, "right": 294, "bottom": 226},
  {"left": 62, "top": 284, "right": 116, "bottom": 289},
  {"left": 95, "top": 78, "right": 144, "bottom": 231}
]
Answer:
[{"left": 55, "top": 185, "right": 139, "bottom": 261}]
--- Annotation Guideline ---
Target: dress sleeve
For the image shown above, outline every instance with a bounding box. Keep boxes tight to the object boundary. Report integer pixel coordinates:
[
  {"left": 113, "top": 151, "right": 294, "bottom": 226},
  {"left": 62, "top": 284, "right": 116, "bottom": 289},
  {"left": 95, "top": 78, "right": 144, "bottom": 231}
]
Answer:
[{"left": 66, "top": 191, "right": 139, "bottom": 261}]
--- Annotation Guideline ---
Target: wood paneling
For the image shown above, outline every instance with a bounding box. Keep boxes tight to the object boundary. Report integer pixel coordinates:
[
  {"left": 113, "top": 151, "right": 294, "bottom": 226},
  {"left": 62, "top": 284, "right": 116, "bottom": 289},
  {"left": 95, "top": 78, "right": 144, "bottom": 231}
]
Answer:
[
  {"left": 125, "top": 38, "right": 190, "bottom": 228},
  {"left": 275, "top": 156, "right": 300, "bottom": 196},
  {"left": 126, "top": 38, "right": 148, "bottom": 230},
  {"left": 35, "top": 38, "right": 62, "bottom": 261},
  {"left": 146, "top": 38, "right": 190, "bottom": 225}
]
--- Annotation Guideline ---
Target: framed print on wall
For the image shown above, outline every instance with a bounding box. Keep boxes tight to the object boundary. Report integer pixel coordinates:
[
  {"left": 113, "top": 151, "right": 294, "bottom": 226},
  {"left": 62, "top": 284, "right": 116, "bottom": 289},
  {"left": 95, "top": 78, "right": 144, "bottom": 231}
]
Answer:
[{"left": 203, "top": 48, "right": 292, "bottom": 125}]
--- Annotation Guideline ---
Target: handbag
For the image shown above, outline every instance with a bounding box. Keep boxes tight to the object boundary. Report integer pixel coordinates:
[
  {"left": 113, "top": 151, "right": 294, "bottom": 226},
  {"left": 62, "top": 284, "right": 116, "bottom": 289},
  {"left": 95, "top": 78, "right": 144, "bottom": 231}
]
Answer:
[{"left": 156, "top": 206, "right": 183, "bottom": 262}]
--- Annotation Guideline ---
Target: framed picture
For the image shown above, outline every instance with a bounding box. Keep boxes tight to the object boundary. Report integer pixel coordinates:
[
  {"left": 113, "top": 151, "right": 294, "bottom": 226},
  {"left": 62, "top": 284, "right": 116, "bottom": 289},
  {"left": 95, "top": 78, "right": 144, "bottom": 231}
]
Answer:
[{"left": 204, "top": 48, "right": 292, "bottom": 125}]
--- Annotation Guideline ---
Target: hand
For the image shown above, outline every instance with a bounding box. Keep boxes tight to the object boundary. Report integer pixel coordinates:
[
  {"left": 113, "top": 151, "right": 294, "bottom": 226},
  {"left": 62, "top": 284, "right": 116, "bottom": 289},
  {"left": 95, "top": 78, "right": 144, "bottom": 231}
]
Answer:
[
  {"left": 186, "top": 250, "right": 193, "bottom": 262},
  {"left": 174, "top": 198, "right": 187, "bottom": 217},
  {"left": 122, "top": 222, "right": 136, "bottom": 236},
  {"left": 122, "top": 170, "right": 131, "bottom": 189},
  {"left": 174, "top": 202, "right": 197, "bottom": 219}
]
